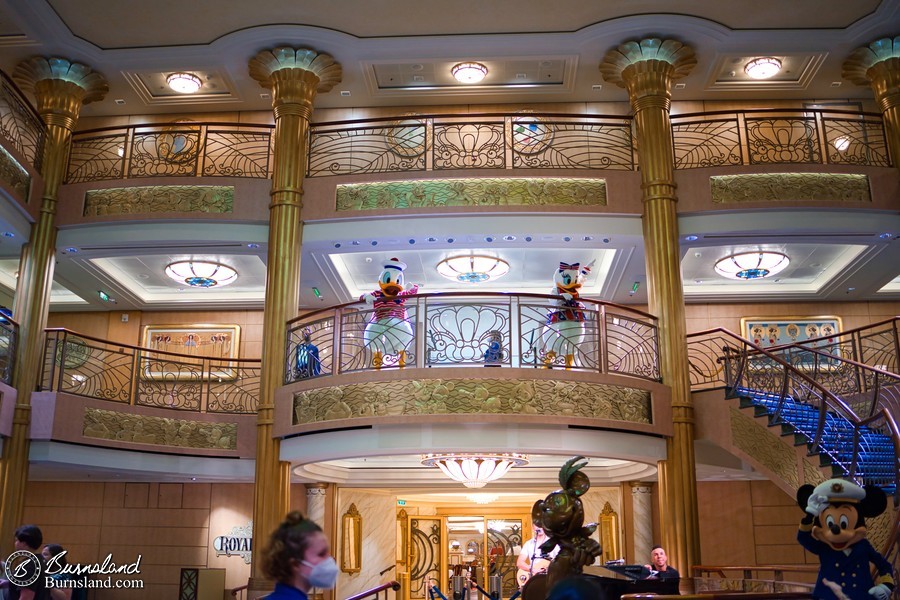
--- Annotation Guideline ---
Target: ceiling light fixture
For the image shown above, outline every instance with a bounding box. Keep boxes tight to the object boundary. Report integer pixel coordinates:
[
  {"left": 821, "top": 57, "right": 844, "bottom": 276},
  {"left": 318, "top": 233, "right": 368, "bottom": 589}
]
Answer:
[
  {"left": 467, "top": 493, "right": 499, "bottom": 505},
  {"left": 714, "top": 251, "right": 790, "bottom": 280},
  {"left": 451, "top": 62, "right": 488, "bottom": 84},
  {"left": 436, "top": 255, "right": 510, "bottom": 283},
  {"left": 832, "top": 136, "right": 851, "bottom": 152},
  {"left": 744, "top": 57, "right": 782, "bottom": 80},
  {"left": 422, "top": 453, "right": 529, "bottom": 488},
  {"left": 165, "top": 260, "right": 238, "bottom": 288},
  {"left": 166, "top": 72, "right": 202, "bottom": 94}
]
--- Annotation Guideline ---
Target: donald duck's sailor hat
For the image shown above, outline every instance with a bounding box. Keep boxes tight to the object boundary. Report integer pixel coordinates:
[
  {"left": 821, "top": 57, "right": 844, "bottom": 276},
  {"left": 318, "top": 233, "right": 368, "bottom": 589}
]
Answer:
[{"left": 383, "top": 257, "right": 407, "bottom": 271}]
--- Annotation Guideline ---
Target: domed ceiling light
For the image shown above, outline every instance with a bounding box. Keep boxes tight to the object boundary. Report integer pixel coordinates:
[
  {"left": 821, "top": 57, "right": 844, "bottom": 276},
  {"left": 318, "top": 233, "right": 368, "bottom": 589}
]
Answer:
[
  {"left": 422, "top": 453, "right": 529, "bottom": 488},
  {"left": 166, "top": 72, "right": 202, "bottom": 94},
  {"left": 714, "top": 251, "right": 790, "bottom": 280},
  {"left": 744, "top": 57, "right": 782, "bottom": 80},
  {"left": 165, "top": 261, "right": 238, "bottom": 288},
  {"left": 451, "top": 62, "right": 488, "bottom": 84},
  {"left": 436, "top": 255, "right": 510, "bottom": 283}
]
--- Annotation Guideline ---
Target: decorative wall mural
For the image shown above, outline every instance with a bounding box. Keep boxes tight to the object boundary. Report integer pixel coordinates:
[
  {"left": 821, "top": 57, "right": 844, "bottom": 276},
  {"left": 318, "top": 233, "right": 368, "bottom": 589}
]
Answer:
[
  {"left": 82, "top": 407, "right": 237, "bottom": 450},
  {"left": 730, "top": 407, "right": 799, "bottom": 489},
  {"left": 741, "top": 316, "right": 841, "bottom": 348},
  {"left": 336, "top": 178, "right": 606, "bottom": 211},
  {"left": 293, "top": 378, "right": 651, "bottom": 425},
  {"left": 141, "top": 324, "right": 240, "bottom": 380},
  {"left": 84, "top": 185, "right": 234, "bottom": 216},
  {"left": 710, "top": 173, "right": 870, "bottom": 204}
]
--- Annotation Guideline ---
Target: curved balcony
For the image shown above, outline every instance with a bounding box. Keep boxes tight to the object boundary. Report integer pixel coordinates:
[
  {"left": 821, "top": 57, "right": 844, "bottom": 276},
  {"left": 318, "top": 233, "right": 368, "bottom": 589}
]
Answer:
[{"left": 277, "top": 292, "right": 670, "bottom": 438}]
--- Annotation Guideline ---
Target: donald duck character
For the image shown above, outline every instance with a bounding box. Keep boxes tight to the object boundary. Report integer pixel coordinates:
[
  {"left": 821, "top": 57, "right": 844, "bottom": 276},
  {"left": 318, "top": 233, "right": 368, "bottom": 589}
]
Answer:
[
  {"left": 360, "top": 257, "right": 419, "bottom": 368},
  {"left": 542, "top": 260, "right": 594, "bottom": 369}
]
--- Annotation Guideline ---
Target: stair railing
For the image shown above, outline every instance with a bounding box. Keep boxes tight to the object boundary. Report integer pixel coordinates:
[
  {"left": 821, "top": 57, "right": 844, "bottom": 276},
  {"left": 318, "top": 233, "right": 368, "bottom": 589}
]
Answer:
[
  {"left": 344, "top": 581, "right": 401, "bottom": 600},
  {"left": 687, "top": 328, "right": 899, "bottom": 504}
]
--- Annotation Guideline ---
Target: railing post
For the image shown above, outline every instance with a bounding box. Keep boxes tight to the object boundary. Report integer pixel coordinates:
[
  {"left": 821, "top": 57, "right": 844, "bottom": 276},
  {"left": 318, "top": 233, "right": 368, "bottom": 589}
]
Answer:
[
  {"left": 893, "top": 319, "right": 900, "bottom": 374},
  {"left": 333, "top": 307, "right": 344, "bottom": 375},
  {"left": 416, "top": 296, "right": 427, "bottom": 368},
  {"left": 509, "top": 295, "right": 519, "bottom": 368},
  {"left": 56, "top": 331, "right": 68, "bottom": 392},
  {"left": 599, "top": 305, "right": 609, "bottom": 375},
  {"left": 130, "top": 348, "right": 140, "bottom": 406}
]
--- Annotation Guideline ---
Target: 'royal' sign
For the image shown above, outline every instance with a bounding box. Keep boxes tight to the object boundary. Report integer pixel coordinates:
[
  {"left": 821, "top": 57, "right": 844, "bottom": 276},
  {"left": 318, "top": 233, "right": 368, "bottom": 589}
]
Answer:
[{"left": 213, "top": 521, "right": 253, "bottom": 564}]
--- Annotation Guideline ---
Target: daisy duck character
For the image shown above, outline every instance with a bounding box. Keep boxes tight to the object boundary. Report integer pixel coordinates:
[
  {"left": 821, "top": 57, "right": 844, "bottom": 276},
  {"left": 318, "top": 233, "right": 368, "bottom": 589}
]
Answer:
[
  {"left": 360, "top": 257, "right": 419, "bottom": 368},
  {"left": 542, "top": 260, "right": 594, "bottom": 368}
]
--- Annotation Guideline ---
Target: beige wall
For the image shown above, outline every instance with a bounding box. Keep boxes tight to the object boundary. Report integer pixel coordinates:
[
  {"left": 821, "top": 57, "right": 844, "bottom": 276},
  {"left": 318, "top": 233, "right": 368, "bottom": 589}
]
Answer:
[
  {"left": 336, "top": 489, "right": 397, "bottom": 598},
  {"left": 23, "top": 481, "right": 309, "bottom": 599}
]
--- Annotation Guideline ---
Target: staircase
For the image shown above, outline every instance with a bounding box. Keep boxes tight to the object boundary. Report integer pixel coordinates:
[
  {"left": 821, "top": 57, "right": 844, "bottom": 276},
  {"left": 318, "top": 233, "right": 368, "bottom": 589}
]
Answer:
[{"left": 687, "top": 328, "right": 899, "bottom": 501}]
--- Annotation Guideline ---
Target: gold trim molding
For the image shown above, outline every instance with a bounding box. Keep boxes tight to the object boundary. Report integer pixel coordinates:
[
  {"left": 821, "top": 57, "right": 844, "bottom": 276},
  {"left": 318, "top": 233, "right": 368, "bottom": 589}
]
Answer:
[
  {"left": 0, "top": 145, "right": 30, "bottom": 201},
  {"left": 729, "top": 407, "right": 799, "bottom": 489},
  {"left": 84, "top": 185, "right": 234, "bottom": 216},
  {"left": 293, "top": 378, "right": 650, "bottom": 425},
  {"left": 336, "top": 177, "right": 607, "bottom": 211},
  {"left": 83, "top": 407, "right": 237, "bottom": 450},
  {"left": 710, "top": 173, "right": 870, "bottom": 204}
]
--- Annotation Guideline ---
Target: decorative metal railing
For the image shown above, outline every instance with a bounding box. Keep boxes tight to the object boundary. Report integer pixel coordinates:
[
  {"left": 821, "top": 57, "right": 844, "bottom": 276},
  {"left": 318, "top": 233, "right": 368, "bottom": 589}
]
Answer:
[
  {"left": 307, "top": 113, "right": 636, "bottom": 176},
  {"left": 0, "top": 313, "right": 18, "bottom": 385},
  {"left": 65, "top": 122, "right": 275, "bottom": 184},
  {"left": 57, "top": 108, "right": 891, "bottom": 184},
  {"left": 285, "top": 291, "right": 659, "bottom": 383},
  {"left": 40, "top": 328, "right": 260, "bottom": 413},
  {"left": 670, "top": 108, "right": 891, "bottom": 169},
  {"left": 686, "top": 328, "right": 899, "bottom": 500},
  {"left": 0, "top": 70, "right": 46, "bottom": 172}
]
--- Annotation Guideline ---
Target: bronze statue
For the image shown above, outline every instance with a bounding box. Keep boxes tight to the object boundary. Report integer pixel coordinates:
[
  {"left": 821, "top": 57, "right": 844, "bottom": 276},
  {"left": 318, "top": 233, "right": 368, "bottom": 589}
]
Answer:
[{"left": 524, "top": 456, "right": 602, "bottom": 600}]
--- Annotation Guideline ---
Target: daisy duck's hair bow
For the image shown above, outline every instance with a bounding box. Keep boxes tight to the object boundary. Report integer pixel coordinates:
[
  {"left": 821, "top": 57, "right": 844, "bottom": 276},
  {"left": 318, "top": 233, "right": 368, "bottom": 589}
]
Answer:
[{"left": 559, "top": 261, "right": 594, "bottom": 276}]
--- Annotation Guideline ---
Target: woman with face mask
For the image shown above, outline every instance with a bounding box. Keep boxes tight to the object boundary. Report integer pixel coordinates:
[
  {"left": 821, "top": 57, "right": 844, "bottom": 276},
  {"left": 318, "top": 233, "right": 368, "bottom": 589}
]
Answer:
[{"left": 262, "top": 511, "right": 340, "bottom": 599}]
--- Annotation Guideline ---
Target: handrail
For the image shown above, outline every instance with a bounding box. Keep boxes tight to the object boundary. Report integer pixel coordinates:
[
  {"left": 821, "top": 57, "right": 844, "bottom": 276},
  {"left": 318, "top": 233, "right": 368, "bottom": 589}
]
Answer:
[
  {"left": 286, "top": 291, "right": 660, "bottom": 381},
  {"left": 344, "top": 580, "right": 401, "bottom": 600},
  {"left": 623, "top": 594, "right": 813, "bottom": 600},
  {"left": 686, "top": 327, "right": 899, "bottom": 504},
  {"left": 693, "top": 565, "right": 819, "bottom": 576},
  {"left": 310, "top": 111, "right": 632, "bottom": 128},
  {"left": 229, "top": 583, "right": 247, "bottom": 597}
]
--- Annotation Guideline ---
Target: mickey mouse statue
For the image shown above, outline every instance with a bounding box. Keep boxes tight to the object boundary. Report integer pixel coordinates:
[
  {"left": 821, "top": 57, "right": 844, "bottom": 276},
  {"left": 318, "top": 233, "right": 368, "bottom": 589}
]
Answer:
[{"left": 796, "top": 478, "right": 895, "bottom": 600}]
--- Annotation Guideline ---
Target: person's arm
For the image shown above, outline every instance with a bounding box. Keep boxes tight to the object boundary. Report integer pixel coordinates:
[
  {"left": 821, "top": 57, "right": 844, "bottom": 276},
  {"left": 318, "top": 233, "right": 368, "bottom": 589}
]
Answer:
[
  {"left": 50, "top": 587, "right": 73, "bottom": 600},
  {"left": 515, "top": 542, "right": 531, "bottom": 572}
]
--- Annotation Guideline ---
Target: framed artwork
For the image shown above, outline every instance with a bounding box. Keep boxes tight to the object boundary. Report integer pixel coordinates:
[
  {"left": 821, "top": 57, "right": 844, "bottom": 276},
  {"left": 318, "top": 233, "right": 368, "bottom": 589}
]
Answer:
[
  {"left": 741, "top": 316, "right": 842, "bottom": 349},
  {"left": 141, "top": 324, "right": 240, "bottom": 380}
]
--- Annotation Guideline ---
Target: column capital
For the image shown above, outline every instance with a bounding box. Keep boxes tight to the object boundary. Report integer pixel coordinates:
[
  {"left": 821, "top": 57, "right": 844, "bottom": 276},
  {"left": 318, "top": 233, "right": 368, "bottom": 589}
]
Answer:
[
  {"left": 305, "top": 482, "right": 328, "bottom": 495},
  {"left": 843, "top": 37, "right": 900, "bottom": 112},
  {"left": 13, "top": 57, "right": 107, "bottom": 126},
  {"left": 249, "top": 47, "right": 342, "bottom": 110},
  {"left": 599, "top": 38, "right": 695, "bottom": 104},
  {"left": 629, "top": 481, "right": 654, "bottom": 493}
]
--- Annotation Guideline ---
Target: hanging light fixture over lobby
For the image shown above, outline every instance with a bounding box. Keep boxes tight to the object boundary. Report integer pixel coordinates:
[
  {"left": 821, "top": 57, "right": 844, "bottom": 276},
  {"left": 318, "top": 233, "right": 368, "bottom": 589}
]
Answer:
[
  {"left": 166, "top": 72, "right": 202, "bottom": 94},
  {"left": 436, "top": 255, "right": 510, "bottom": 283},
  {"left": 744, "top": 57, "right": 782, "bottom": 80},
  {"left": 165, "top": 260, "right": 238, "bottom": 287},
  {"left": 714, "top": 251, "right": 790, "bottom": 280},
  {"left": 422, "top": 453, "right": 528, "bottom": 488},
  {"left": 451, "top": 62, "right": 488, "bottom": 84}
]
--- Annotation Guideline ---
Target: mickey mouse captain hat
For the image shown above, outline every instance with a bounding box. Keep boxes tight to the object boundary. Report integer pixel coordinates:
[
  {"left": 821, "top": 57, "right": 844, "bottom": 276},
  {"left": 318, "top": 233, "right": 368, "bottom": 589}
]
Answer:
[{"left": 806, "top": 478, "right": 866, "bottom": 515}]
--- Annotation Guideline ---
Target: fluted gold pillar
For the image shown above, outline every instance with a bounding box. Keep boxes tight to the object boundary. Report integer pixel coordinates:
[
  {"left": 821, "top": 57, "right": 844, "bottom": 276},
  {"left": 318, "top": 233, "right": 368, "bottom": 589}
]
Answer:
[
  {"left": 247, "top": 47, "right": 341, "bottom": 596},
  {"left": 600, "top": 39, "right": 699, "bottom": 578},
  {"left": 0, "top": 58, "right": 106, "bottom": 555},
  {"left": 843, "top": 37, "right": 900, "bottom": 173}
]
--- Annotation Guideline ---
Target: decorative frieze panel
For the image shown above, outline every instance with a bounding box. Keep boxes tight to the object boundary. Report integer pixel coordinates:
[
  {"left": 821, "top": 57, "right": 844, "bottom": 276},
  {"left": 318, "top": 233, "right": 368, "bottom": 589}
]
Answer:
[
  {"left": 729, "top": 407, "right": 799, "bottom": 489},
  {"left": 0, "top": 144, "right": 29, "bottom": 201},
  {"left": 293, "top": 378, "right": 650, "bottom": 425},
  {"left": 82, "top": 407, "right": 237, "bottom": 450},
  {"left": 83, "top": 185, "right": 234, "bottom": 216},
  {"left": 710, "top": 173, "right": 870, "bottom": 204},
  {"left": 336, "top": 178, "right": 606, "bottom": 212}
]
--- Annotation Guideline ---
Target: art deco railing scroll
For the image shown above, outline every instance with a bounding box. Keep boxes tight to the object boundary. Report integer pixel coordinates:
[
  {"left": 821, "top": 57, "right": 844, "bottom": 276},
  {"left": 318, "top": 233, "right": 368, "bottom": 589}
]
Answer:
[
  {"left": 686, "top": 328, "right": 899, "bottom": 500},
  {"left": 670, "top": 108, "right": 891, "bottom": 169},
  {"left": 285, "top": 291, "right": 659, "bottom": 383},
  {"left": 307, "top": 112, "right": 636, "bottom": 176},
  {"left": 0, "top": 70, "right": 46, "bottom": 173},
  {"left": 65, "top": 122, "right": 275, "bottom": 184},
  {"left": 0, "top": 313, "right": 18, "bottom": 385},
  {"left": 40, "top": 328, "right": 260, "bottom": 413}
]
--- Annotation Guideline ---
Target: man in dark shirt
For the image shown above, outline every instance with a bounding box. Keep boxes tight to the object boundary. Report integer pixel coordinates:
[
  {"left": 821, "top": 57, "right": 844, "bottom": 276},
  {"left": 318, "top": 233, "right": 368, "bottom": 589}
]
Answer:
[
  {"left": 644, "top": 545, "right": 679, "bottom": 580},
  {"left": 8, "top": 525, "right": 49, "bottom": 600}
]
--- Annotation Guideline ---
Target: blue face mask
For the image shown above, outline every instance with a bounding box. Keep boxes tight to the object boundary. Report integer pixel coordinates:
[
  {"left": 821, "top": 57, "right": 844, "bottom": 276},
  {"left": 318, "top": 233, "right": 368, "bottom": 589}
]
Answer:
[{"left": 302, "top": 556, "right": 339, "bottom": 589}]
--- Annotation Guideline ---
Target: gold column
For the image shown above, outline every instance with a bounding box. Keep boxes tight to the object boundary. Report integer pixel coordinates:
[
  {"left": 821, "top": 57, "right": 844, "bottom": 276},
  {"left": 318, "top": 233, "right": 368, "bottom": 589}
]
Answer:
[
  {"left": 247, "top": 47, "right": 341, "bottom": 596},
  {"left": 0, "top": 58, "right": 106, "bottom": 554},
  {"left": 843, "top": 37, "right": 900, "bottom": 172},
  {"left": 600, "top": 39, "right": 699, "bottom": 577}
]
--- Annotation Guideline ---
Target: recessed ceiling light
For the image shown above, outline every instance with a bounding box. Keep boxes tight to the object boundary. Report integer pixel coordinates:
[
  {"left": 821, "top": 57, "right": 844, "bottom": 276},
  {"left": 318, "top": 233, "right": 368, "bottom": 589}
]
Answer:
[
  {"left": 2, "top": 232, "right": 14, "bottom": 238},
  {"left": 340, "top": 90, "right": 351, "bottom": 96},
  {"left": 685, "top": 235, "right": 699, "bottom": 242},
  {"left": 878, "top": 232, "right": 892, "bottom": 239},
  {"left": 65, "top": 247, "right": 78, "bottom": 253},
  {"left": 503, "top": 235, "right": 516, "bottom": 241},
  {"left": 744, "top": 57, "right": 782, "bottom": 80},
  {"left": 166, "top": 72, "right": 202, "bottom": 94},
  {"left": 451, "top": 62, "right": 488, "bottom": 84},
  {"left": 247, "top": 243, "right": 260, "bottom": 249}
]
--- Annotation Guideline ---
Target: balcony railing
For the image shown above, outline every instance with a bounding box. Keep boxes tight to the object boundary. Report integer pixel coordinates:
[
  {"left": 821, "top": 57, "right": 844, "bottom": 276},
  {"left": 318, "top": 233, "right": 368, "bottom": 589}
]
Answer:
[
  {"left": 285, "top": 292, "right": 659, "bottom": 384},
  {"left": 65, "top": 122, "right": 275, "bottom": 184},
  {"left": 0, "top": 70, "right": 46, "bottom": 172},
  {"left": 40, "top": 328, "right": 260, "bottom": 413}
]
